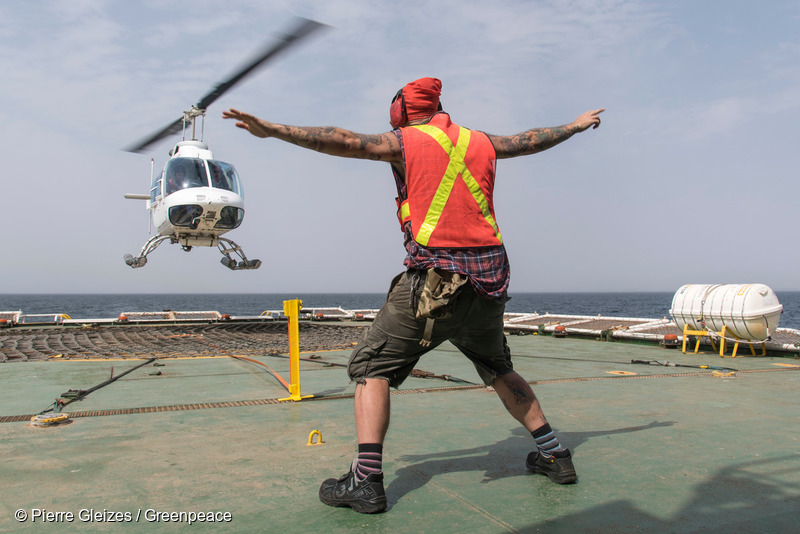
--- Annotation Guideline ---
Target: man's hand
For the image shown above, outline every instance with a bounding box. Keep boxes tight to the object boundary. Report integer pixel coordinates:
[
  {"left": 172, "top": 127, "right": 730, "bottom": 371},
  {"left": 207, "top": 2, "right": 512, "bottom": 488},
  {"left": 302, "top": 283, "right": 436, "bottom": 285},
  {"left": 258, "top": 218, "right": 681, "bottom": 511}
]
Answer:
[
  {"left": 572, "top": 108, "right": 605, "bottom": 132},
  {"left": 222, "top": 108, "right": 272, "bottom": 138}
]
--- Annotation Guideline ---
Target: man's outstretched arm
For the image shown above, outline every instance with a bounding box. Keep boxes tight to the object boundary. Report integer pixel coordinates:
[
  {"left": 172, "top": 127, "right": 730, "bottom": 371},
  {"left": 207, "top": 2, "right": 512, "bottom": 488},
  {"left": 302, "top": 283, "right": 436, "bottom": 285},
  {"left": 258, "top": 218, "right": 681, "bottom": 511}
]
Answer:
[
  {"left": 222, "top": 108, "right": 402, "bottom": 163},
  {"left": 487, "top": 108, "right": 604, "bottom": 159}
]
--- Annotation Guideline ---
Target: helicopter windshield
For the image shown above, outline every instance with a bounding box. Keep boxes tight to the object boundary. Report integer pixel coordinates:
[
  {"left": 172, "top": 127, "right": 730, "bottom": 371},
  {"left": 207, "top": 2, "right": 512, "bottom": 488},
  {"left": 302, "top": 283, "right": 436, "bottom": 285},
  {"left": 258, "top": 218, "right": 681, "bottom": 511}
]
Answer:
[
  {"left": 207, "top": 160, "right": 242, "bottom": 195},
  {"left": 164, "top": 158, "right": 208, "bottom": 195}
]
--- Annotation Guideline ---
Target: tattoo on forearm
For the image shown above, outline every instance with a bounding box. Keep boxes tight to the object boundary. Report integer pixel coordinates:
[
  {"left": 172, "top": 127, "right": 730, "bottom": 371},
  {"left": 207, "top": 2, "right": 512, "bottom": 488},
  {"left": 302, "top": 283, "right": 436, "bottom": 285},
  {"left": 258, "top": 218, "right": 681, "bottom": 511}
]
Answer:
[
  {"left": 494, "top": 126, "right": 574, "bottom": 158},
  {"left": 280, "top": 126, "right": 390, "bottom": 160},
  {"left": 281, "top": 126, "right": 337, "bottom": 152}
]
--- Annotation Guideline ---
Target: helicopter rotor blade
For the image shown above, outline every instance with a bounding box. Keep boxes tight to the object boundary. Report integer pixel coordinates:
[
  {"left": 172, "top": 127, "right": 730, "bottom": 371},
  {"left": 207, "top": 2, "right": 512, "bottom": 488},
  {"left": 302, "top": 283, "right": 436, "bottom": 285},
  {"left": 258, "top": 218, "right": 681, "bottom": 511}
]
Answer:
[
  {"left": 125, "top": 116, "right": 184, "bottom": 154},
  {"left": 124, "top": 17, "right": 326, "bottom": 154},
  {"left": 195, "top": 17, "right": 326, "bottom": 111}
]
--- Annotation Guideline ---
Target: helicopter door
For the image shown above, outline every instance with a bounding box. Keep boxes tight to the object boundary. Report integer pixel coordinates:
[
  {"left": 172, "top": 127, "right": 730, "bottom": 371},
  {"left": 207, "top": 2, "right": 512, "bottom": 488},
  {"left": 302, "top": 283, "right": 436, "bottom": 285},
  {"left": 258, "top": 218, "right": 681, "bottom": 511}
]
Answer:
[
  {"left": 164, "top": 158, "right": 209, "bottom": 194},
  {"left": 151, "top": 170, "right": 163, "bottom": 202}
]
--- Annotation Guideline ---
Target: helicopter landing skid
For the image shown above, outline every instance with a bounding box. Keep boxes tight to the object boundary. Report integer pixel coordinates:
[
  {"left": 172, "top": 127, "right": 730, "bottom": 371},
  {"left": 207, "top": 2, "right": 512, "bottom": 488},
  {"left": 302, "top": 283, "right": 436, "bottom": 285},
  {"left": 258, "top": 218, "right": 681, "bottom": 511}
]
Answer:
[
  {"left": 124, "top": 235, "right": 172, "bottom": 268},
  {"left": 124, "top": 235, "right": 261, "bottom": 270},
  {"left": 218, "top": 237, "right": 262, "bottom": 270}
]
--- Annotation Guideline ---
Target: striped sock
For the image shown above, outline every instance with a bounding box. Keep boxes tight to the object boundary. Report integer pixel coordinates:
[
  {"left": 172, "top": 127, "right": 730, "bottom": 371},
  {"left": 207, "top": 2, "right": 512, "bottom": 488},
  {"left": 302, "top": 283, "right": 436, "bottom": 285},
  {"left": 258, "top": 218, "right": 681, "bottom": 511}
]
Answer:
[
  {"left": 532, "top": 423, "right": 567, "bottom": 458},
  {"left": 353, "top": 443, "right": 383, "bottom": 482}
]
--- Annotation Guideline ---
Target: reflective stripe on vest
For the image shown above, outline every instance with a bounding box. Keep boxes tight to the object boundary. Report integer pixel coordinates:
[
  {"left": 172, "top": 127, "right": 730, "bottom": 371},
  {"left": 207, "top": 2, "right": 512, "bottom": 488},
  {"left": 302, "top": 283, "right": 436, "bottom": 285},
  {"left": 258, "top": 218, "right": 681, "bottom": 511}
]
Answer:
[{"left": 405, "top": 123, "right": 502, "bottom": 246}]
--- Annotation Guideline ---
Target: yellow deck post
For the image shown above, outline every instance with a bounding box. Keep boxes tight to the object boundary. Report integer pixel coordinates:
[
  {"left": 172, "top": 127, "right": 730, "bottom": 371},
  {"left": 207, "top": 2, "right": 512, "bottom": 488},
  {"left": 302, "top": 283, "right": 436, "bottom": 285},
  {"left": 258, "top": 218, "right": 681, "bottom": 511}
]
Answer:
[{"left": 278, "top": 299, "right": 314, "bottom": 402}]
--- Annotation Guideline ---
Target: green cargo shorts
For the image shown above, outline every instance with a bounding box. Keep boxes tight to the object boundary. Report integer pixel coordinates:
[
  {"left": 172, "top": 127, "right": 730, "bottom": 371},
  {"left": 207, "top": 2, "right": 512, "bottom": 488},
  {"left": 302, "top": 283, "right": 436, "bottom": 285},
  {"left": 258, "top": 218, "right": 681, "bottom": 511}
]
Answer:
[{"left": 347, "top": 270, "right": 513, "bottom": 388}]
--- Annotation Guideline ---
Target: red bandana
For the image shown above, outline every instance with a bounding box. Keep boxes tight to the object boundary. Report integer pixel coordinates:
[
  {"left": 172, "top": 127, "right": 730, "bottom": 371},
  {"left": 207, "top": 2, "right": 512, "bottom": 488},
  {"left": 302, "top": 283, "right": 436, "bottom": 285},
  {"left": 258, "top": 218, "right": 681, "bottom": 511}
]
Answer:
[
  {"left": 390, "top": 77, "right": 442, "bottom": 128},
  {"left": 403, "top": 77, "right": 442, "bottom": 122}
]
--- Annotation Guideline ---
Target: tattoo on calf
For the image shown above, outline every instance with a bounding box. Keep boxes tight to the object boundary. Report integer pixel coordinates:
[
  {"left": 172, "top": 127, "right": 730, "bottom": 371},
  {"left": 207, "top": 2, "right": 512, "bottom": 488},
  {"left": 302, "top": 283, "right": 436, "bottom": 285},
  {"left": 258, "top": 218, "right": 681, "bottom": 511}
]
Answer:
[{"left": 502, "top": 375, "right": 535, "bottom": 406}]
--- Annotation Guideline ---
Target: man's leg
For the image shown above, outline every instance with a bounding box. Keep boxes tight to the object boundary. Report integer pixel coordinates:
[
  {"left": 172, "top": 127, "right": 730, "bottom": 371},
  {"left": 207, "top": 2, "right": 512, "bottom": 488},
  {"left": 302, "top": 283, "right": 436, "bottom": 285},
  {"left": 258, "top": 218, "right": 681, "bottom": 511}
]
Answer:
[
  {"left": 355, "top": 378, "right": 390, "bottom": 443},
  {"left": 492, "top": 371, "right": 577, "bottom": 484},
  {"left": 318, "top": 378, "right": 391, "bottom": 513},
  {"left": 319, "top": 270, "right": 414, "bottom": 514},
  {"left": 351, "top": 379, "right": 390, "bottom": 484},
  {"left": 321, "top": 270, "right": 438, "bottom": 512},
  {"left": 491, "top": 371, "right": 547, "bottom": 431}
]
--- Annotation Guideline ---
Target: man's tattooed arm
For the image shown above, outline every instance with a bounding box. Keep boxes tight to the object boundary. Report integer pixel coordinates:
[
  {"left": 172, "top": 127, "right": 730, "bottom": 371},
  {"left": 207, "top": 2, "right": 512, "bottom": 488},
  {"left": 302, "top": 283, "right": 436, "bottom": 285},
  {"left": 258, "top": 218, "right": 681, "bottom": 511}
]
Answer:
[
  {"left": 487, "top": 108, "right": 604, "bottom": 159},
  {"left": 488, "top": 125, "right": 578, "bottom": 159},
  {"left": 222, "top": 108, "right": 402, "bottom": 163},
  {"left": 275, "top": 125, "right": 399, "bottom": 162}
]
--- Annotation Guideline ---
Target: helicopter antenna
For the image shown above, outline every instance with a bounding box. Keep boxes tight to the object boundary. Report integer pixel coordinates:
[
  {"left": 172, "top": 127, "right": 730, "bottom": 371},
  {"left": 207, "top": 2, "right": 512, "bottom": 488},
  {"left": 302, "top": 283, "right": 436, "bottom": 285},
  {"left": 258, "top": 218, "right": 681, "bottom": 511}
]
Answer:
[
  {"left": 149, "top": 158, "right": 154, "bottom": 233},
  {"left": 125, "top": 17, "right": 327, "bottom": 153}
]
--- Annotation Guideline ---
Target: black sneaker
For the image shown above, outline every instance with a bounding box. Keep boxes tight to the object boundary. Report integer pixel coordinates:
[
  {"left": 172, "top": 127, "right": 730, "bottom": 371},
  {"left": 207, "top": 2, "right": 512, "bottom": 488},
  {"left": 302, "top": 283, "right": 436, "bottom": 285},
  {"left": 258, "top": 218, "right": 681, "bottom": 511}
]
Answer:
[
  {"left": 526, "top": 450, "right": 578, "bottom": 484},
  {"left": 319, "top": 469, "right": 387, "bottom": 514}
]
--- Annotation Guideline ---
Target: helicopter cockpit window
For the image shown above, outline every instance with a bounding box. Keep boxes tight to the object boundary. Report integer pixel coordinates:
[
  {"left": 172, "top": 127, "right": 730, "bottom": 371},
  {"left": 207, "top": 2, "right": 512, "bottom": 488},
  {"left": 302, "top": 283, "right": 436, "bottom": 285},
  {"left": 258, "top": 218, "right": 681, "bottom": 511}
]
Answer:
[
  {"left": 164, "top": 158, "right": 208, "bottom": 194},
  {"left": 207, "top": 160, "right": 242, "bottom": 196}
]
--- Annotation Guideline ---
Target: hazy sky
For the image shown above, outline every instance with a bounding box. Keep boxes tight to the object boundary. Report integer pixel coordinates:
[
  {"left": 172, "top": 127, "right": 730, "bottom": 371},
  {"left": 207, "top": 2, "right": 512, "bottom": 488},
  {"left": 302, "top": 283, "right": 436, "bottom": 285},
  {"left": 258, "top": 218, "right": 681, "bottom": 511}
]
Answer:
[{"left": 1, "top": 0, "right": 798, "bottom": 295}]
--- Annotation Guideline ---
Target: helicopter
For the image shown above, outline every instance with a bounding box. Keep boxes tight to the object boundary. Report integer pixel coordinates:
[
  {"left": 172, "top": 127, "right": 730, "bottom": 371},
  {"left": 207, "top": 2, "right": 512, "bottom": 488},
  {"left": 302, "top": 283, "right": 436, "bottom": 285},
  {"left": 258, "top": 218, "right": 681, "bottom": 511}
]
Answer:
[{"left": 123, "top": 18, "right": 324, "bottom": 270}]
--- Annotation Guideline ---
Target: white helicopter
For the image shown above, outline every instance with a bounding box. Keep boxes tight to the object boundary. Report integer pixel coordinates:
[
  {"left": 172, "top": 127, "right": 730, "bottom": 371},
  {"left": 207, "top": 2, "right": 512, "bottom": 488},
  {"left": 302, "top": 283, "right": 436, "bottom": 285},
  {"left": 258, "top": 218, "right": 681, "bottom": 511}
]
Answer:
[{"left": 124, "top": 18, "right": 324, "bottom": 270}]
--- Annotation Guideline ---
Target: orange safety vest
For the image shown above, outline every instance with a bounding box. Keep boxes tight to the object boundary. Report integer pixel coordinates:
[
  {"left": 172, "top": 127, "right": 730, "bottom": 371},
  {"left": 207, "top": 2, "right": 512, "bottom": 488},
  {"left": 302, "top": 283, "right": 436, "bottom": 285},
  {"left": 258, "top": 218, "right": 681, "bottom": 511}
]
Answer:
[{"left": 396, "top": 113, "right": 503, "bottom": 248}]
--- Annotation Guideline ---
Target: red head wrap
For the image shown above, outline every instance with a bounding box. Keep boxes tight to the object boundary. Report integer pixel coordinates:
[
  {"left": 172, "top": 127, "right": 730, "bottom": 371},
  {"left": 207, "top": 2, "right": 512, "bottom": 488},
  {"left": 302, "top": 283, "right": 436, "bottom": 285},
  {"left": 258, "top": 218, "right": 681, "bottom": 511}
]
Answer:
[{"left": 389, "top": 77, "right": 442, "bottom": 128}]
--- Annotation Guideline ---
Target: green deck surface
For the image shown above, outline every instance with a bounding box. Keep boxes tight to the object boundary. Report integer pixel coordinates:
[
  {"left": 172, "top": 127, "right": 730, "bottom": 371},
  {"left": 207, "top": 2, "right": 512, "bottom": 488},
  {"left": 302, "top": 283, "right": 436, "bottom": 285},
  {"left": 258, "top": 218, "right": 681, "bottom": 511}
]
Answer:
[{"left": 2, "top": 333, "right": 799, "bottom": 533}]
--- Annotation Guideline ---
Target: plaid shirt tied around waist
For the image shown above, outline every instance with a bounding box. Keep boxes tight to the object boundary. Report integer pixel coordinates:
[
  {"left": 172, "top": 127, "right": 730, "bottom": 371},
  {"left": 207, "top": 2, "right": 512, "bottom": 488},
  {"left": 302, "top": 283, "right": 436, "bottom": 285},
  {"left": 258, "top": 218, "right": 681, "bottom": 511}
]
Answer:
[{"left": 401, "top": 226, "right": 510, "bottom": 301}]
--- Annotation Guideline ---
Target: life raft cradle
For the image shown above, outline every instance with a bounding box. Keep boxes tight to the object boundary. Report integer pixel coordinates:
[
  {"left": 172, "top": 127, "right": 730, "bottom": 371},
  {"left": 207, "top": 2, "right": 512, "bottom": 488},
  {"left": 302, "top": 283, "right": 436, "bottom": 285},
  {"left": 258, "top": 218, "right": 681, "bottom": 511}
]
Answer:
[{"left": 681, "top": 323, "right": 767, "bottom": 358}]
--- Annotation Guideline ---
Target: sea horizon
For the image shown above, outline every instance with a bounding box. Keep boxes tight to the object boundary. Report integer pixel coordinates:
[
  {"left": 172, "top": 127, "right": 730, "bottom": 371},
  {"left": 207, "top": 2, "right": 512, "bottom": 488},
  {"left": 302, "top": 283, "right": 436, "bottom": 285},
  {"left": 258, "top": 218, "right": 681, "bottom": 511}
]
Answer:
[{"left": 2, "top": 291, "right": 799, "bottom": 330}]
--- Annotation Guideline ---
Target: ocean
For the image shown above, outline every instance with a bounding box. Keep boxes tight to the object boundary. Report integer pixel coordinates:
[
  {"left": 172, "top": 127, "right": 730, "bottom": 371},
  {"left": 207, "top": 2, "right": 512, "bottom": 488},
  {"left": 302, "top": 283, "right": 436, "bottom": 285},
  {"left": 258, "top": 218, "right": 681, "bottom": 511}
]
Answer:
[{"left": 2, "top": 291, "right": 800, "bottom": 330}]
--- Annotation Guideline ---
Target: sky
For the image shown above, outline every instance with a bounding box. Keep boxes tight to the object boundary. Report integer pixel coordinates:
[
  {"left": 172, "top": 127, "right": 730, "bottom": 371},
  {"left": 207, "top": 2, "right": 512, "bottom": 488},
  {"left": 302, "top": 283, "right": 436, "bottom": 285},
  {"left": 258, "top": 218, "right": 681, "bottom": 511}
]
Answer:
[{"left": 1, "top": 0, "right": 798, "bottom": 295}]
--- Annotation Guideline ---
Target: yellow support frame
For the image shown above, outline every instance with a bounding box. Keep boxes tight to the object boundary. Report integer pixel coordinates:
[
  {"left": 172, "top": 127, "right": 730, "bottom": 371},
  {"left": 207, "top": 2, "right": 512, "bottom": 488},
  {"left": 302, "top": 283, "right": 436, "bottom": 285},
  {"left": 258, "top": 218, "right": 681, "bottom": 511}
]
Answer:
[
  {"left": 278, "top": 299, "right": 314, "bottom": 402},
  {"left": 717, "top": 325, "right": 766, "bottom": 357},
  {"left": 681, "top": 324, "right": 766, "bottom": 358}
]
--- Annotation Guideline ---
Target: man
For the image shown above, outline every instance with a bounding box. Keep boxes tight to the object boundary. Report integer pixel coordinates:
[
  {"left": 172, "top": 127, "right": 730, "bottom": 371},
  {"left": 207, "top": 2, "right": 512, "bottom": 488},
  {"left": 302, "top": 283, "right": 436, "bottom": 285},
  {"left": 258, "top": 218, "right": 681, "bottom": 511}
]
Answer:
[
  {"left": 223, "top": 77, "right": 603, "bottom": 514},
  {"left": 166, "top": 163, "right": 187, "bottom": 194}
]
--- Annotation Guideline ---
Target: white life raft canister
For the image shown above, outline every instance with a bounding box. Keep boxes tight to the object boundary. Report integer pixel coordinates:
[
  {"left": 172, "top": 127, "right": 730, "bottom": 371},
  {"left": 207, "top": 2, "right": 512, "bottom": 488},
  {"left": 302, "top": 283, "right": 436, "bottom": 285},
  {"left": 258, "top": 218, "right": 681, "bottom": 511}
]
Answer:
[{"left": 669, "top": 284, "right": 783, "bottom": 341}]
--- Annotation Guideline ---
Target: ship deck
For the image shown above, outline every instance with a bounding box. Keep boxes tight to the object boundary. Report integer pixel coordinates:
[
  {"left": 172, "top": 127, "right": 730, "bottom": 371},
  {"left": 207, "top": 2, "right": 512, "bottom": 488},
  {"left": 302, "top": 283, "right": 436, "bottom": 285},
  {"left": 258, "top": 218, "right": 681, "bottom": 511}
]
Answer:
[{"left": 2, "top": 316, "right": 800, "bottom": 532}]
